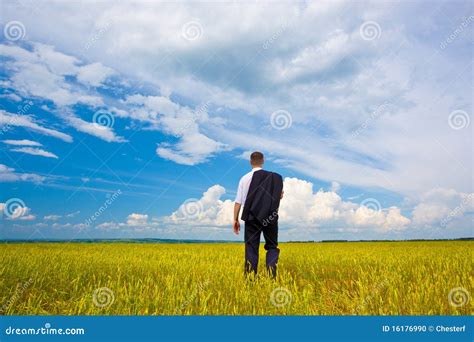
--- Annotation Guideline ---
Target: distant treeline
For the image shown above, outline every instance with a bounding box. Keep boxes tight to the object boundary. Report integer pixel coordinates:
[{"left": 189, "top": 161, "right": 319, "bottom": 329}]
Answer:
[{"left": 1, "top": 237, "right": 472, "bottom": 244}]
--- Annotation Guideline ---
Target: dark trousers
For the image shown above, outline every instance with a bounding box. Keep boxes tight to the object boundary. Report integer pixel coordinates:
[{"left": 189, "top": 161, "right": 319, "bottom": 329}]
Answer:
[{"left": 244, "top": 220, "right": 280, "bottom": 278}]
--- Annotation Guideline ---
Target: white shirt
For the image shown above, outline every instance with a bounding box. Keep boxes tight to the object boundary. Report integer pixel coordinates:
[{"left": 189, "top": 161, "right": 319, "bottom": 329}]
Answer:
[{"left": 235, "top": 167, "right": 262, "bottom": 206}]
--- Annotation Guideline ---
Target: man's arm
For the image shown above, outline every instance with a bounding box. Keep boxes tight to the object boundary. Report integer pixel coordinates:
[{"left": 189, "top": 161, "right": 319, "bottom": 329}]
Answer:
[
  {"left": 233, "top": 178, "right": 244, "bottom": 235},
  {"left": 233, "top": 203, "right": 241, "bottom": 235}
]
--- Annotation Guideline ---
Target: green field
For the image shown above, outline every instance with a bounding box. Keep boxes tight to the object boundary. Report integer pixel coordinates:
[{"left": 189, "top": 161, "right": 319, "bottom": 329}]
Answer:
[{"left": 0, "top": 241, "right": 472, "bottom": 315}]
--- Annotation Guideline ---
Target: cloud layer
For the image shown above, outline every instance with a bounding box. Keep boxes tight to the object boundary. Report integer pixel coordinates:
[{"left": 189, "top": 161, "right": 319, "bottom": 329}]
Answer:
[
  {"left": 165, "top": 178, "right": 412, "bottom": 232},
  {"left": 0, "top": 1, "right": 472, "bottom": 240},
  {"left": 1, "top": 1, "right": 471, "bottom": 196}
]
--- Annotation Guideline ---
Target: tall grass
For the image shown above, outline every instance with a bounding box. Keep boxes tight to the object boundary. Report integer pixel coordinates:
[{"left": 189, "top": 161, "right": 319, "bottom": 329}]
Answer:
[{"left": 0, "top": 241, "right": 471, "bottom": 315}]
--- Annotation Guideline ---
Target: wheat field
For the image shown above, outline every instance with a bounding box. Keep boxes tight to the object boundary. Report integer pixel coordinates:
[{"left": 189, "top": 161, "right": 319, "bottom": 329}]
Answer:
[{"left": 0, "top": 241, "right": 471, "bottom": 315}]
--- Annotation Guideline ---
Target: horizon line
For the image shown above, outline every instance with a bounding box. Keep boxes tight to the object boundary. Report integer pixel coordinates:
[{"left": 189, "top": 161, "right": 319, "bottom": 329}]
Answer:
[{"left": 1, "top": 237, "right": 472, "bottom": 244}]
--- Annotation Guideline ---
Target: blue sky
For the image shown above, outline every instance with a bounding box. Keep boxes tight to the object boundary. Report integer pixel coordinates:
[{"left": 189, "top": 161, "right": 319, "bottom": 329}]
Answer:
[{"left": 0, "top": 0, "right": 472, "bottom": 241}]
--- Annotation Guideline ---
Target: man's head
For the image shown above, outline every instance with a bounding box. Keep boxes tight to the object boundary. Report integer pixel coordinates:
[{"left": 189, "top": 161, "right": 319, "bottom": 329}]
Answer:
[{"left": 250, "top": 151, "right": 264, "bottom": 167}]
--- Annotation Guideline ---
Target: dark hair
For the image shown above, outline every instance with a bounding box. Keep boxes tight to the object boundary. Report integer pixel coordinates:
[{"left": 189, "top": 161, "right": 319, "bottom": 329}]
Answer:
[{"left": 250, "top": 151, "right": 264, "bottom": 165}]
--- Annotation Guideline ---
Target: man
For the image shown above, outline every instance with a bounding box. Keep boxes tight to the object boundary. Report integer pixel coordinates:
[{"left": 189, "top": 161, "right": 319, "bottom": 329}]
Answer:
[{"left": 233, "top": 151, "right": 283, "bottom": 278}]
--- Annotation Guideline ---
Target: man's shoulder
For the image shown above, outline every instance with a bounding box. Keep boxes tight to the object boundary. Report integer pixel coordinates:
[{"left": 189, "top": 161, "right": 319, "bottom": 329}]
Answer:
[
  {"left": 239, "top": 170, "right": 254, "bottom": 183},
  {"left": 253, "top": 169, "right": 282, "bottom": 181},
  {"left": 254, "top": 169, "right": 281, "bottom": 176}
]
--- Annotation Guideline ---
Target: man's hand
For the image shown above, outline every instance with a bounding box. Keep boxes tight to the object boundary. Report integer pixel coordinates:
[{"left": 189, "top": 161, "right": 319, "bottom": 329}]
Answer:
[
  {"left": 233, "top": 220, "right": 240, "bottom": 235},
  {"left": 233, "top": 202, "right": 242, "bottom": 235}
]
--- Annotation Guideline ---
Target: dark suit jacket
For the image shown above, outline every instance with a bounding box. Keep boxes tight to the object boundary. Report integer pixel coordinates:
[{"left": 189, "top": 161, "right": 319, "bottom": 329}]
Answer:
[{"left": 241, "top": 170, "right": 283, "bottom": 225}]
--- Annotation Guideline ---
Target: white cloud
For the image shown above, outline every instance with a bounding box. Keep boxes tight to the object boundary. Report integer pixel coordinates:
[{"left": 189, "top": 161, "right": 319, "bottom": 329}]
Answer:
[
  {"left": 17, "top": 213, "right": 36, "bottom": 221},
  {"left": 0, "top": 202, "right": 36, "bottom": 221},
  {"left": 72, "top": 181, "right": 470, "bottom": 240},
  {"left": 9, "top": 58, "right": 102, "bottom": 107},
  {"left": 2, "top": 139, "right": 42, "bottom": 146},
  {"left": 96, "top": 221, "right": 120, "bottom": 230},
  {"left": 52, "top": 222, "right": 72, "bottom": 229},
  {"left": 64, "top": 115, "right": 126, "bottom": 143},
  {"left": 65, "top": 210, "right": 80, "bottom": 218},
  {"left": 122, "top": 94, "right": 225, "bottom": 164},
  {"left": 0, "top": 164, "right": 45, "bottom": 183},
  {"left": 270, "top": 29, "right": 355, "bottom": 82},
  {"left": 0, "top": 1, "right": 471, "bottom": 199},
  {"left": 34, "top": 43, "right": 79, "bottom": 76},
  {"left": 44, "top": 214, "right": 61, "bottom": 221},
  {"left": 0, "top": 93, "right": 22, "bottom": 101},
  {"left": 384, "top": 207, "right": 411, "bottom": 232},
  {"left": 126, "top": 213, "right": 149, "bottom": 226},
  {"left": 166, "top": 185, "right": 234, "bottom": 226},
  {"left": 238, "top": 150, "right": 252, "bottom": 160},
  {"left": 0, "top": 43, "right": 112, "bottom": 107},
  {"left": 11, "top": 147, "right": 58, "bottom": 159},
  {"left": 164, "top": 178, "right": 411, "bottom": 233},
  {"left": 278, "top": 177, "right": 409, "bottom": 231},
  {"left": 73, "top": 223, "right": 87, "bottom": 229},
  {"left": 156, "top": 133, "right": 224, "bottom": 165},
  {"left": 76, "top": 62, "right": 116, "bottom": 87},
  {"left": 111, "top": 2, "right": 464, "bottom": 194},
  {"left": 0, "top": 110, "right": 73, "bottom": 142},
  {"left": 0, "top": 43, "right": 126, "bottom": 143},
  {"left": 330, "top": 181, "right": 340, "bottom": 193},
  {"left": 412, "top": 188, "right": 474, "bottom": 227},
  {"left": 95, "top": 213, "right": 157, "bottom": 231}
]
